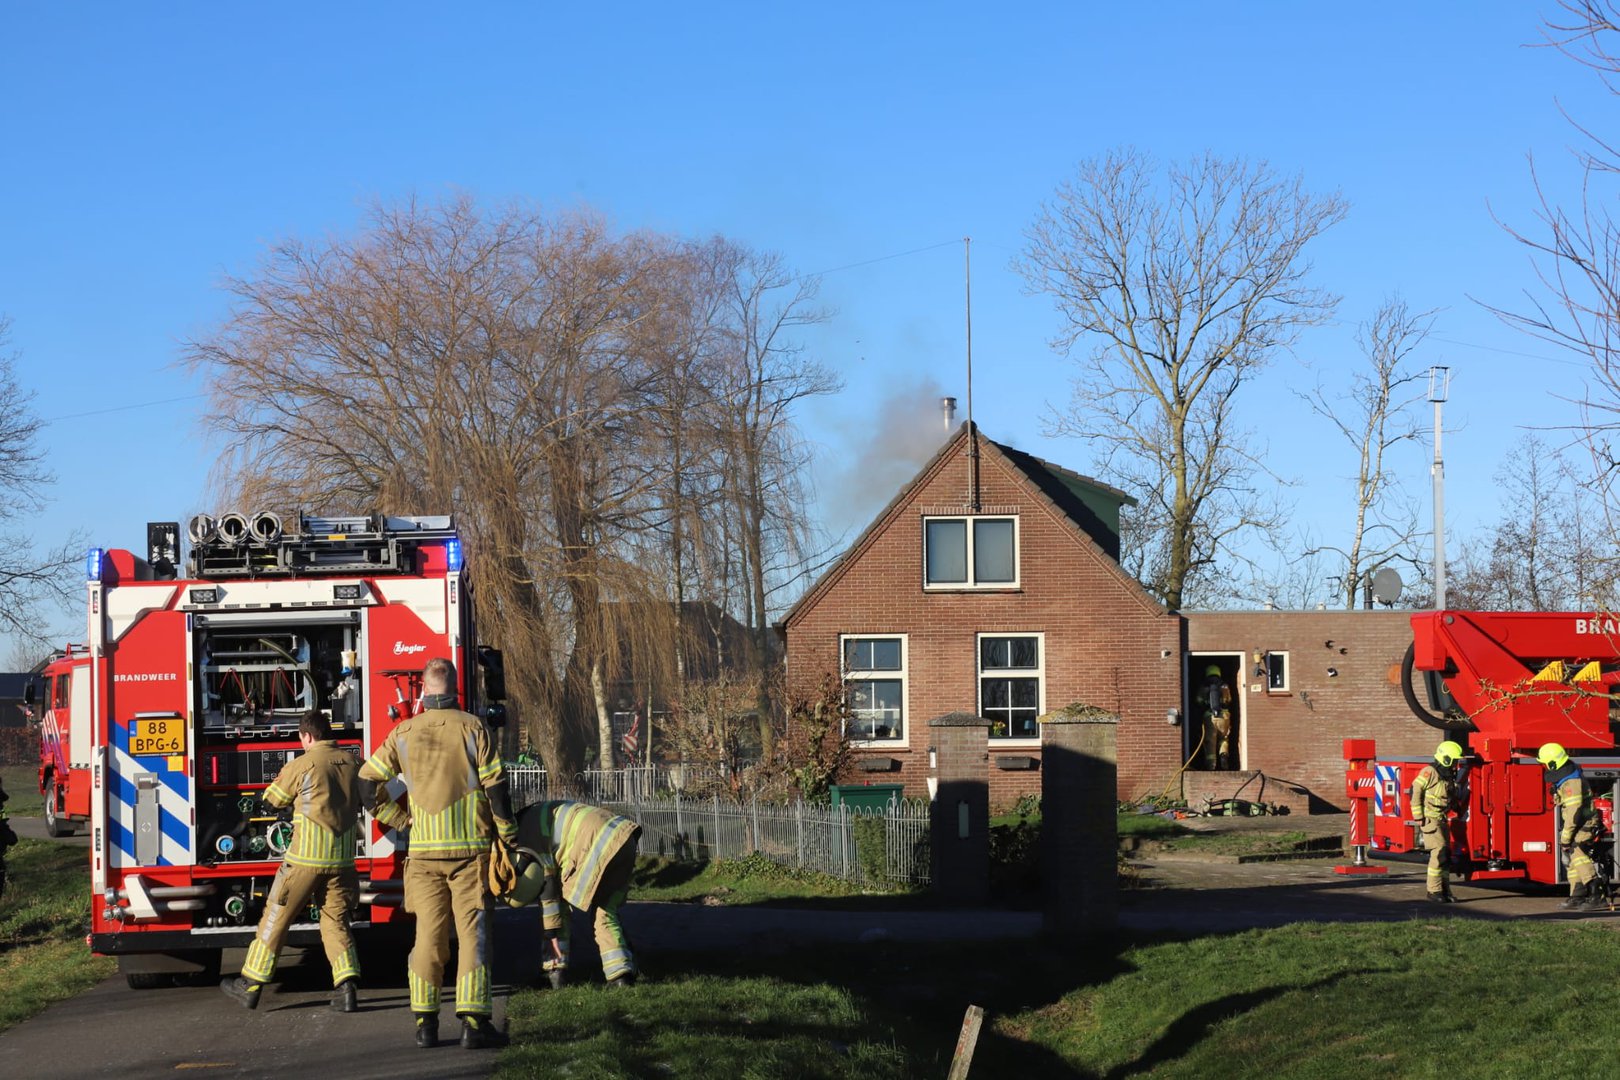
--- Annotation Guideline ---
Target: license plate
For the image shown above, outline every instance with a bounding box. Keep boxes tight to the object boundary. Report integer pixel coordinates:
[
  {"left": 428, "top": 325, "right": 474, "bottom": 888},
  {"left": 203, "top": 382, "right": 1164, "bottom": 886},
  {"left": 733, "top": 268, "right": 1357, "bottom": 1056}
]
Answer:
[{"left": 130, "top": 716, "right": 185, "bottom": 756}]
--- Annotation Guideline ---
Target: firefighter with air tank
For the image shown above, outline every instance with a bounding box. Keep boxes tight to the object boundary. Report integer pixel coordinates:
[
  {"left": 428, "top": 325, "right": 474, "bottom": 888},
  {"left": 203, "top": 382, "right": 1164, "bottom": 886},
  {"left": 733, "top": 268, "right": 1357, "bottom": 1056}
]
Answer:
[
  {"left": 1410, "top": 741, "right": 1465, "bottom": 903},
  {"left": 1538, "top": 742, "right": 1602, "bottom": 911}
]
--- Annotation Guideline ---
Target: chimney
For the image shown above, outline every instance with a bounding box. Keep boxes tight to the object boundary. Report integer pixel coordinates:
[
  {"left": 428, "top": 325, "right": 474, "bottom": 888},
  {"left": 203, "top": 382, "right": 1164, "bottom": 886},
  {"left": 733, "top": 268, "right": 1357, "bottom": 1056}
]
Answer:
[{"left": 941, "top": 396, "right": 957, "bottom": 433}]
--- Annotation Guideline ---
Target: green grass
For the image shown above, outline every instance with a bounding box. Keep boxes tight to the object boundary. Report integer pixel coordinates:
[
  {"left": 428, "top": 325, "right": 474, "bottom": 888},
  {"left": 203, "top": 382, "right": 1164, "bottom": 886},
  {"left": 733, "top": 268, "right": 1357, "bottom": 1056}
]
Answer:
[
  {"left": 1116, "top": 812, "right": 1191, "bottom": 839},
  {"left": 631, "top": 853, "right": 923, "bottom": 907},
  {"left": 496, "top": 919, "right": 1620, "bottom": 1078},
  {"left": 0, "top": 839, "right": 114, "bottom": 1032},
  {"left": 1, "top": 764, "right": 42, "bottom": 817}
]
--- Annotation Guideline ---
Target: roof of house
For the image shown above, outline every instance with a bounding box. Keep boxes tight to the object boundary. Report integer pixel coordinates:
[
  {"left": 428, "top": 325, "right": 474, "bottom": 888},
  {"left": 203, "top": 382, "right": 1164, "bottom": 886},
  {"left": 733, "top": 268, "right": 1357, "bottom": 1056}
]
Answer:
[
  {"left": 0, "top": 672, "right": 32, "bottom": 699},
  {"left": 781, "top": 423, "right": 1163, "bottom": 627}
]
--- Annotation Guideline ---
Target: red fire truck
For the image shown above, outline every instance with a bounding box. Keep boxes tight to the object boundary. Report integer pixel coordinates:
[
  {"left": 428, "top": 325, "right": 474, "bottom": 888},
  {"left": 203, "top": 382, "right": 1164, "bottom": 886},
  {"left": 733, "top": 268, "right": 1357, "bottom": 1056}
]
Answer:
[
  {"left": 52, "top": 512, "right": 504, "bottom": 987},
  {"left": 1346, "top": 610, "right": 1620, "bottom": 889}
]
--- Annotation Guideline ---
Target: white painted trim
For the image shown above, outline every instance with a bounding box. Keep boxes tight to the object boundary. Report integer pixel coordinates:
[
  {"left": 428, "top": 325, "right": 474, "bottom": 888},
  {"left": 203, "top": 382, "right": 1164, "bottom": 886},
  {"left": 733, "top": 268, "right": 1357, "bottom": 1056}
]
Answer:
[
  {"left": 921, "top": 515, "right": 1021, "bottom": 591},
  {"left": 839, "top": 632, "right": 909, "bottom": 748},
  {"left": 977, "top": 631, "right": 1045, "bottom": 741}
]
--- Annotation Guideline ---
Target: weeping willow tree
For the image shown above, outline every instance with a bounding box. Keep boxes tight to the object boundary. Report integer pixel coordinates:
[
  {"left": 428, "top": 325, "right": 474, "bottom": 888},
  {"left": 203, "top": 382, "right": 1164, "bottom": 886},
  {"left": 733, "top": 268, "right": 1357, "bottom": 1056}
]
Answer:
[{"left": 187, "top": 196, "right": 835, "bottom": 773}]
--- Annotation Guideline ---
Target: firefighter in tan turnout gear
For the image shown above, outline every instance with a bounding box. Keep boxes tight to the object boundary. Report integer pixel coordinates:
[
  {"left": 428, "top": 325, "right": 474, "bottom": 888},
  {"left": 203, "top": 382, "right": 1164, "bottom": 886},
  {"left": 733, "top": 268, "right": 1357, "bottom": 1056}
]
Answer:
[
  {"left": 1410, "top": 741, "right": 1464, "bottom": 903},
  {"left": 221, "top": 710, "right": 363, "bottom": 1011},
  {"left": 1539, "top": 742, "right": 1601, "bottom": 911},
  {"left": 511, "top": 799, "right": 642, "bottom": 988},
  {"left": 359, "top": 657, "right": 519, "bottom": 1050}
]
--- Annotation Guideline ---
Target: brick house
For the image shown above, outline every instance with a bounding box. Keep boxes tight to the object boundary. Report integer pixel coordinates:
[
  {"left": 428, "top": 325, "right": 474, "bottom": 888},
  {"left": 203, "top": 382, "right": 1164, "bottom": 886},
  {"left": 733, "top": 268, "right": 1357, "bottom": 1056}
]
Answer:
[
  {"left": 782, "top": 424, "right": 1183, "bottom": 806},
  {"left": 782, "top": 424, "right": 1444, "bottom": 812}
]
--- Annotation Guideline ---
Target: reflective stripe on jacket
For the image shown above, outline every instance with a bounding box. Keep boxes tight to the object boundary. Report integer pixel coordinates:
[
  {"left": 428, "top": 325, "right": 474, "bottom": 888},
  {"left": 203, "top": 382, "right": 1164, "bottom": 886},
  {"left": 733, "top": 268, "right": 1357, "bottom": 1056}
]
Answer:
[
  {"left": 262, "top": 741, "right": 361, "bottom": 870},
  {"left": 360, "top": 707, "right": 505, "bottom": 859}
]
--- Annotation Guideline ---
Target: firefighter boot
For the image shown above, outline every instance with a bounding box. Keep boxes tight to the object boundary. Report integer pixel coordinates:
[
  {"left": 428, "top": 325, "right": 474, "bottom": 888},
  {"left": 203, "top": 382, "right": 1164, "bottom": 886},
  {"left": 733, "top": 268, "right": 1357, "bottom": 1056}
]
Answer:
[
  {"left": 331, "top": 978, "right": 358, "bottom": 1014},
  {"left": 220, "top": 976, "right": 262, "bottom": 1010},
  {"left": 414, "top": 1013, "right": 439, "bottom": 1049},
  {"left": 1439, "top": 881, "right": 1456, "bottom": 903},
  {"left": 545, "top": 969, "right": 565, "bottom": 991},
  {"left": 1560, "top": 882, "right": 1592, "bottom": 910},
  {"left": 459, "top": 1015, "right": 509, "bottom": 1049}
]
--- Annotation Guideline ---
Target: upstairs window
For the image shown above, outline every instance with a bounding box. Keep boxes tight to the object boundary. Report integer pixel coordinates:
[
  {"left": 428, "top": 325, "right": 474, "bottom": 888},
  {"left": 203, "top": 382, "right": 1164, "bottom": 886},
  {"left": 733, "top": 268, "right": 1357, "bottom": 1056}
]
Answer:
[
  {"left": 924, "top": 516, "right": 1018, "bottom": 589},
  {"left": 980, "top": 633, "right": 1043, "bottom": 740},
  {"left": 842, "top": 635, "right": 906, "bottom": 742}
]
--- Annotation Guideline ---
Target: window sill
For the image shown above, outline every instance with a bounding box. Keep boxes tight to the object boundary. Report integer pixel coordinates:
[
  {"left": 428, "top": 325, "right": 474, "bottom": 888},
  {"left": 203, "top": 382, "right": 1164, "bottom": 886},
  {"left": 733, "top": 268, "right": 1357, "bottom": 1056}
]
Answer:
[
  {"left": 850, "top": 740, "right": 910, "bottom": 750},
  {"left": 989, "top": 739, "right": 1041, "bottom": 749},
  {"left": 923, "top": 585, "right": 1023, "bottom": 593}
]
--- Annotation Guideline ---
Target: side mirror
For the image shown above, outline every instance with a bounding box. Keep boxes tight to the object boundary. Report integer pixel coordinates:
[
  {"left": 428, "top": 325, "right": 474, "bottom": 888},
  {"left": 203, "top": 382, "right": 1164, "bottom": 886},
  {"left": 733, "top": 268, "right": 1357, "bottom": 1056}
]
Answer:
[
  {"left": 23, "top": 681, "right": 36, "bottom": 706},
  {"left": 477, "top": 646, "right": 506, "bottom": 702},
  {"left": 483, "top": 703, "right": 507, "bottom": 729}
]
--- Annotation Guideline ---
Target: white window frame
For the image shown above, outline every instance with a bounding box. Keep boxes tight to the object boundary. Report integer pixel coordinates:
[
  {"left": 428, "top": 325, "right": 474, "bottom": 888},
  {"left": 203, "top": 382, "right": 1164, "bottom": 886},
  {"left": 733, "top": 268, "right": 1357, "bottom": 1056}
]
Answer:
[
  {"left": 1265, "top": 651, "right": 1290, "bottom": 693},
  {"left": 922, "top": 515, "right": 1021, "bottom": 591},
  {"left": 977, "top": 631, "right": 1044, "bottom": 745},
  {"left": 840, "top": 633, "right": 908, "bottom": 746}
]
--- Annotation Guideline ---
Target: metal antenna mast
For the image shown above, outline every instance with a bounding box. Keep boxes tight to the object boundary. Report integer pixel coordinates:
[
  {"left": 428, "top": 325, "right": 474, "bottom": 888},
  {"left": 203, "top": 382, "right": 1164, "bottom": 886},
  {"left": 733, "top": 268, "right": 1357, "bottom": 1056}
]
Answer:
[
  {"left": 965, "top": 237, "right": 979, "bottom": 511},
  {"left": 1429, "top": 365, "right": 1451, "bottom": 609}
]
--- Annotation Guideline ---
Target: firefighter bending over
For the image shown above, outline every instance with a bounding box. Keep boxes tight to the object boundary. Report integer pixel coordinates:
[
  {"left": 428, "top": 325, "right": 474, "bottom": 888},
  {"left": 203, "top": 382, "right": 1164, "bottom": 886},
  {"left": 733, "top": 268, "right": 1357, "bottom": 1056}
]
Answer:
[
  {"left": 1539, "top": 742, "right": 1600, "bottom": 911},
  {"left": 360, "top": 657, "right": 519, "bottom": 1050},
  {"left": 221, "top": 710, "right": 363, "bottom": 1011},
  {"left": 507, "top": 799, "right": 642, "bottom": 989},
  {"left": 1411, "top": 741, "right": 1463, "bottom": 903}
]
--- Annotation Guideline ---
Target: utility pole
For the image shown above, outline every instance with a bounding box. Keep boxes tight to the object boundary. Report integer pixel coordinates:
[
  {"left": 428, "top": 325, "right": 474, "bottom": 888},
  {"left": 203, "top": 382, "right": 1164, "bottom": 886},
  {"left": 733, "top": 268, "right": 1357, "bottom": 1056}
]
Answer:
[{"left": 1429, "top": 366, "right": 1450, "bottom": 609}]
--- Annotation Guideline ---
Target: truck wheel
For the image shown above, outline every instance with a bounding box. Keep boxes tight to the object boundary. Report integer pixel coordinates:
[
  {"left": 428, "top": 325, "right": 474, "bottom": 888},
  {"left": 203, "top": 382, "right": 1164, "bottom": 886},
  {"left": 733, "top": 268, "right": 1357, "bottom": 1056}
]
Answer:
[
  {"left": 44, "top": 779, "right": 73, "bottom": 838},
  {"left": 125, "top": 972, "right": 173, "bottom": 990}
]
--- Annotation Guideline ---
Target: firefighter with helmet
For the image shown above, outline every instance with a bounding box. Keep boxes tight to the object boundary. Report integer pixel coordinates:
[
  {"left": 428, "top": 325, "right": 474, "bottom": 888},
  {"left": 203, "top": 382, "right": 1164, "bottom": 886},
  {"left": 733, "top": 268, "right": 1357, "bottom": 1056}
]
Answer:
[
  {"left": 1539, "top": 742, "right": 1600, "bottom": 911},
  {"left": 1198, "top": 664, "right": 1234, "bottom": 769},
  {"left": 1410, "top": 741, "right": 1464, "bottom": 903}
]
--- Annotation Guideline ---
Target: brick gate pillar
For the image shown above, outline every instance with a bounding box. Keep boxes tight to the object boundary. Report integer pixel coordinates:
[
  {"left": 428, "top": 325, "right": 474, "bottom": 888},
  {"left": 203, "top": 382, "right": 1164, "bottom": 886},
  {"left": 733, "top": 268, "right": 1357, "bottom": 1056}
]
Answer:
[
  {"left": 1040, "top": 704, "right": 1119, "bottom": 935},
  {"left": 928, "top": 712, "right": 992, "bottom": 905}
]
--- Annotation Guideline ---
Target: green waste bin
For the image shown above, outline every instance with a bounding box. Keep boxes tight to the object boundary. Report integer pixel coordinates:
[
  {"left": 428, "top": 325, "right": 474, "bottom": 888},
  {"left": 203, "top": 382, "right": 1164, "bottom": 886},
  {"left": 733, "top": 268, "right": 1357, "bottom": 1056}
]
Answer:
[{"left": 829, "top": 783, "right": 903, "bottom": 811}]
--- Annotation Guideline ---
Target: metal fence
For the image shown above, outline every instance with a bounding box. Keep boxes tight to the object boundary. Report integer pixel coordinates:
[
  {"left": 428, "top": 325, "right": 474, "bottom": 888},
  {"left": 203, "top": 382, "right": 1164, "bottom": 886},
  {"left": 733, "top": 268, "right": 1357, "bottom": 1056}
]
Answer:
[{"left": 503, "top": 766, "right": 932, "bottom": 887}]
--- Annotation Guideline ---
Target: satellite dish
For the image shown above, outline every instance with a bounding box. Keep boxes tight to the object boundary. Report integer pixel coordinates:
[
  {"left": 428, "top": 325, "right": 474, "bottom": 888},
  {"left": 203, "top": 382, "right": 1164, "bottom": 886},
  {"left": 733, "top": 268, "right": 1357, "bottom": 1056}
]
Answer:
[{"left": 1370, "top": 567, "right": 1404, "bottom": 606}]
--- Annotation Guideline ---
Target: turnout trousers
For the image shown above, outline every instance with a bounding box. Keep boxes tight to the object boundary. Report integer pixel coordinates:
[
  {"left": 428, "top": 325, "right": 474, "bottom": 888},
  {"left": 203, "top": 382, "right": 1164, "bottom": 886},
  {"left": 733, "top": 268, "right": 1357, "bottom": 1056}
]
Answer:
[
  {"left": 241, "top": 861, "right": 360, "bottom": 987},
  {"left": 541, "top": 835, "right": 639, "bottom": 983},
  {"left": 406, "top": 853, "right": 492, "bottom": 1017}
]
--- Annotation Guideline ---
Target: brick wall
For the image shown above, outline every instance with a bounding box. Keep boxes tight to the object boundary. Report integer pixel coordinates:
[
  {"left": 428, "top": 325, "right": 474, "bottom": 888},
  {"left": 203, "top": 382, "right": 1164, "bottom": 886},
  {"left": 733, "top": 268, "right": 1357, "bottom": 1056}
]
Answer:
[
  {"left": 786, "top": 434, "right": 1183, "bottom": 805},
  {"left": 1185, "top": 610, "right": 1434, "bottom": 810}
]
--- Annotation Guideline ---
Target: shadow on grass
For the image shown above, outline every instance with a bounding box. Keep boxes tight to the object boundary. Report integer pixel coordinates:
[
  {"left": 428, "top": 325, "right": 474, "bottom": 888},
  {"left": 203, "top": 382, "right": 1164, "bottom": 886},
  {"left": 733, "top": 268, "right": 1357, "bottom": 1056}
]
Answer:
[
  {"left": 626, "top": 933, "right": 1133, "bottom": 1078},
  {"left": 1102, "top": 969, "right": 1380, "bottom": 1079}
]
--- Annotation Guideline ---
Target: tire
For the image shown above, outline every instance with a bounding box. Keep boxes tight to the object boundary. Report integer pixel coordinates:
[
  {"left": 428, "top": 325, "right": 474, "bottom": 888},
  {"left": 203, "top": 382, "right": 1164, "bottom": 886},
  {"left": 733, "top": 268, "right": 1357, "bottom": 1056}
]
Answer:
[
  {"left": 125, "top": 972, "right": 173, "bottom": 990},
  {"left": 44, "top": 779, "right": 73, "bottom": 838}
]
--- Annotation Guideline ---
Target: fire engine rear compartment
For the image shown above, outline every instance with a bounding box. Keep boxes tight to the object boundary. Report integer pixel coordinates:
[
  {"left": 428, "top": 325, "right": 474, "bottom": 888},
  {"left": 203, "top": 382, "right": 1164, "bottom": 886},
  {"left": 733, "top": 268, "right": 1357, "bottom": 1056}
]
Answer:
[{"left": 99, "top": 604, "right": 407, "bottom": 976}]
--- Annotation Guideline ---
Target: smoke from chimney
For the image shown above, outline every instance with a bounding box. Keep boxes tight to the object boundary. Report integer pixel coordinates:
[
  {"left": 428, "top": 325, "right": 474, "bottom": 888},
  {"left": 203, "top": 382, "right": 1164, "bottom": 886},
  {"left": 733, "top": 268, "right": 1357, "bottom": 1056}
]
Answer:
[{"left": 824, "top": 374, "right": 953, "bottom": 535}]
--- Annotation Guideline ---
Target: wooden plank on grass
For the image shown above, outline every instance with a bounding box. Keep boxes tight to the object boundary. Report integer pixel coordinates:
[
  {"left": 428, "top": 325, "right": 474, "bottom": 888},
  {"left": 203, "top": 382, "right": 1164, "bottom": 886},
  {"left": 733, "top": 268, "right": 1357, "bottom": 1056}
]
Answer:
[{"left": 946, "top": 1004, "right": 984, "bottom": 1080}]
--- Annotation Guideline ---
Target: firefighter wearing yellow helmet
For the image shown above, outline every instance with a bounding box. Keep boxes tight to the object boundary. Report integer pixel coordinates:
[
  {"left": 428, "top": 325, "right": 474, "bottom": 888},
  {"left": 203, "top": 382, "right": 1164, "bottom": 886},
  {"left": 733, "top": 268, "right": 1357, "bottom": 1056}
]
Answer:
[
  {"left": 1539, "top": 742, "right": 1600, "bottom": 911},
  {"left": 1198, "top": 664, "right": 1235, "bottom": 769},
  {"left": 1410, "top": 741, "right": 1464, "bottom": 903}
]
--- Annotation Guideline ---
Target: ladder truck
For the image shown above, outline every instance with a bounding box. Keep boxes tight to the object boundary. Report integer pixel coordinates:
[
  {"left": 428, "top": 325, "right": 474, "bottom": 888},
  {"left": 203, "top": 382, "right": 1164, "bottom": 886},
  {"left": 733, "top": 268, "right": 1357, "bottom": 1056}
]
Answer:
[
  {"left": 55, "top": 512, "right": 505, "bottom": 988},
  {"left": 1348, "top": 610, "right": 1620, "bottom": 888}
]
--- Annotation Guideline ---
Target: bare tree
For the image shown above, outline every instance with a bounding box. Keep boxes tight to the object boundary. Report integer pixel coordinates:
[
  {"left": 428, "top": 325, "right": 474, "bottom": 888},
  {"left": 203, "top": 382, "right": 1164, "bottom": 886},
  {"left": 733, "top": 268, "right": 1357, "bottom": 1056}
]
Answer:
[
  {"left": 1017, "top": 149, "right": 1349, "bottom": 609},
  {"left": 0, "top": 318, "right": 83, "bottom": 642},
  {"left": 187, "top": 198, "right": 839, "bottom": 777},
  {"left": 1298, "top": 297, "right": 1434, "bottom": 608},
  {"left": 1488, "top": 5, "right": 1620, "bottom": 508},
  {"left": 1446, "top": 434, "right": 1620, "bottom": 609}
]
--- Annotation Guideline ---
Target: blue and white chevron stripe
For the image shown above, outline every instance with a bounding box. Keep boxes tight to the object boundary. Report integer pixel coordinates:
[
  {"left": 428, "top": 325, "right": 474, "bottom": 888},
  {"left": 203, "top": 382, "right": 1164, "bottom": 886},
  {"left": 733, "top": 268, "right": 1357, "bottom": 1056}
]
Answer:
[{"left": 107, "top": 719, "right": 192, "bottom": 867}]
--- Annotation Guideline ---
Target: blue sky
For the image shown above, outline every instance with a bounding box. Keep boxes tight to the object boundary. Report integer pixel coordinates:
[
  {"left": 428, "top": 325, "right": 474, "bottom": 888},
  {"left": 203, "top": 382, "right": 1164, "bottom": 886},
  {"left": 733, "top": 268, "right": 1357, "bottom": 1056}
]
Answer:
[{"left": 0, "top": 3, "right": 1608, "bottom": 640}]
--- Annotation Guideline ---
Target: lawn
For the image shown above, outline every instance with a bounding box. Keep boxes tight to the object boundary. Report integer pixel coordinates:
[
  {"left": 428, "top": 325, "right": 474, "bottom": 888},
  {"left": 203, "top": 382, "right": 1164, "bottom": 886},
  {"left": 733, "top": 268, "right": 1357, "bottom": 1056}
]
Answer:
[
  {"left": 0, "top": 839, "right": 114, "bottom": 1033},
  {"left": 499, "top": 918, "right": 1620, "bottom": 1078},
  {"left": 1, "top": 764, "right": 42, "bottom": 817},
  {"left": 631, "top": 853, "right": 926, "bottom": 909}
]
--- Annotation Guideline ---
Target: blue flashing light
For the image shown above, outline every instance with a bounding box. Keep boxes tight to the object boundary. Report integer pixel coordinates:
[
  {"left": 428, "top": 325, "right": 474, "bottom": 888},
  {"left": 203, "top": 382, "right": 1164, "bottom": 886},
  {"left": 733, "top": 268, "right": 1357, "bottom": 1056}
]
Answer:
[
  {"left": 446, "top": 537, "right": 463, "bottom": 571},
  {"left": 86, "top": 547, "right": 103, "bottom": 582}
]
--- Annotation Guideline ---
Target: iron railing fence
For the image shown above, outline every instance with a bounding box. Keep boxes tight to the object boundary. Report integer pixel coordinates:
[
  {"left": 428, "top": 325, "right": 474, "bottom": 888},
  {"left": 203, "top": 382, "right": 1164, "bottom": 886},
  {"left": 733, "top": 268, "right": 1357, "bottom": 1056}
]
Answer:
[{"left": 503, "top": 766, "right": 932, "bottom": 887}]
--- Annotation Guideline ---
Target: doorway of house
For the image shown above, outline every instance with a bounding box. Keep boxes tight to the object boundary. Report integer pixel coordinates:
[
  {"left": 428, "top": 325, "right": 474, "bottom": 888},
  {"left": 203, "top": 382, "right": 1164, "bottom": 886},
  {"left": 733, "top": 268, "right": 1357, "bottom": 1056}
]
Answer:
[{"left": 1186, "top": 653, "right": 1242, "bottom": 770}]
